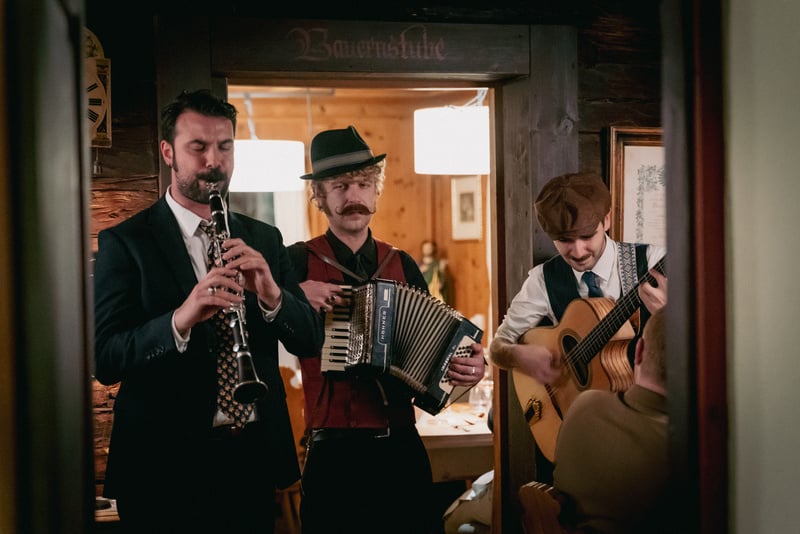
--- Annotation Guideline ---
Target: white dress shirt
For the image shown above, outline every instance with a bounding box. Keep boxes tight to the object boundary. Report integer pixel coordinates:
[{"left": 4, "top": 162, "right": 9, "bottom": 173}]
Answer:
[{"left": 494, "top": 236, "right": 666, "bottom": 344}]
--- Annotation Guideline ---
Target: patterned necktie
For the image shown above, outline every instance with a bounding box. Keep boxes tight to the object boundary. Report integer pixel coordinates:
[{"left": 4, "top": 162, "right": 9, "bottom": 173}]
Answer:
[
  {"left": 582, "top": 271, "right": 603, "bottom": 298},
  {"left": 200, "top": 221, "right": 253, "bottom": 428}
]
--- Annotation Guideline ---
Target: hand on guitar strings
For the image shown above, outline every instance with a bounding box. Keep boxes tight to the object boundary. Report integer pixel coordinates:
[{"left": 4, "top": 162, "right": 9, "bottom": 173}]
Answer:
[{"left": 514, "top": 343, "right": 562, "bottom": 385}]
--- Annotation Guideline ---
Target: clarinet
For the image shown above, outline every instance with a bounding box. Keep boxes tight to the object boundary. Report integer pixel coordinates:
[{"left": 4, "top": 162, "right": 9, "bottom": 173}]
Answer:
[{"left": 207, "top": 184, "right": 268, "bottom": 403}]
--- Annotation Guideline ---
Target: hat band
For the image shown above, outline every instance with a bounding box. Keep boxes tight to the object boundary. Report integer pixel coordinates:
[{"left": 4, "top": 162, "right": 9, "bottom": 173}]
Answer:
[{"left": 313, "top": 149, "right": 374, "bottom": 174}]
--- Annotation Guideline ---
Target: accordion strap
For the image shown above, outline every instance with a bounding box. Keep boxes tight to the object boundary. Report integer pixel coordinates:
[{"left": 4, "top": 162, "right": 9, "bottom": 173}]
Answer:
[
  {"left": 309, "top": 246, "right": 399, "bottom": 283},
  {"left": 372, "top": 248, "right": 399, "bottom": 279}
]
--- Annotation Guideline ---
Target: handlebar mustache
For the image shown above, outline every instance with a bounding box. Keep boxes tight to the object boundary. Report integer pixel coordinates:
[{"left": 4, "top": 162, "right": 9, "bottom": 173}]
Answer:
[{"left": 336, "top": 204, "right": 376, "bottom": 216}]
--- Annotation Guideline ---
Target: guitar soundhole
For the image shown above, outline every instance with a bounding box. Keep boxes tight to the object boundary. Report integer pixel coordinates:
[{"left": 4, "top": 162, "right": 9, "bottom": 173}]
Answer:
[{"left": 561, "top": 335, "right": 589, "bottom": 388}]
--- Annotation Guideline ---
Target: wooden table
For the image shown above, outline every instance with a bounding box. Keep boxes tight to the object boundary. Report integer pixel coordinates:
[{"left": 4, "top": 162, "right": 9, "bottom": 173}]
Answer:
[
  {"left": 416, "top": 402, "right": 494, "bottom": 483},
  {"left": 94, "top": 497, "right": 120, "bottom": 530}
]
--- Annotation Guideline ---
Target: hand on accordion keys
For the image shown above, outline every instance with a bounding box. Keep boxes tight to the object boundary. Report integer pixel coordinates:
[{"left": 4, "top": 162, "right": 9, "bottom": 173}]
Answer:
[
  {"left": 447, "top": 342, "right": 487, "bottom": 387},
  {"left": 298, "top": 280, "right": 345, "bottom": 314}
]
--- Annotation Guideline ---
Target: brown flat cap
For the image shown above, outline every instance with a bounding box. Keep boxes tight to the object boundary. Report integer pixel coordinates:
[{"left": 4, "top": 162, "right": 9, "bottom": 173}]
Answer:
[{"left": 535, "top": 172, "right": 611, "bottom": 239}]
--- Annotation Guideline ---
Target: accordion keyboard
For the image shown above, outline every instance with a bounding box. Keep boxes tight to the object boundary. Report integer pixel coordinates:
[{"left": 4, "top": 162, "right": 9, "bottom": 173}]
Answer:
[{"left": 320, "top": 285, "right": 354, "bottom": 372}]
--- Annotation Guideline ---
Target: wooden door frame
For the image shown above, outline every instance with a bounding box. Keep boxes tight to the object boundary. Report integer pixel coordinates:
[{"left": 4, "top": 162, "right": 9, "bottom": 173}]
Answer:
[
  {"left": 662, "top": 1, "right": 727, "bottom": 531},
  {"left": 153, "top": 11, "right": 726, "bottom": 533}
]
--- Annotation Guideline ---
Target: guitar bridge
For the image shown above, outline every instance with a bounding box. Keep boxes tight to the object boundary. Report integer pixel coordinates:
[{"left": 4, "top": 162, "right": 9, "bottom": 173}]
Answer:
[{"left": 524, "top": 398, "right": 543, "bottom": 423}]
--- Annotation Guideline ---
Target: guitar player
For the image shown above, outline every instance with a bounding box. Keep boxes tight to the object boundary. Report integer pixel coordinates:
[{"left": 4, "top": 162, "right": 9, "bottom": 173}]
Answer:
[{"left": 488, "top": 172, "right": 667, "bottom": 483}]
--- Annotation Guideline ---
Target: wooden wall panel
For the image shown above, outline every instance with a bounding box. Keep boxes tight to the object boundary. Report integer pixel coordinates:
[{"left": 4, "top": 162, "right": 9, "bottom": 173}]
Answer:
[
  {"left": 90, "top": 176, "right": 159, "bottom": 253},
  {"left": 229, "top": 88, "right": 492, "bottom": 326},
  {"left": 577, "top": 11, "right": 661, "bottom": 178}
]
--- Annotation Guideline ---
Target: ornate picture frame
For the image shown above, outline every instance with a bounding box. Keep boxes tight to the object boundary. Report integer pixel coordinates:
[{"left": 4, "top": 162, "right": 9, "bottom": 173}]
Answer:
[{"left": 607, "top": 126, "right": 665, "bottom": 245}]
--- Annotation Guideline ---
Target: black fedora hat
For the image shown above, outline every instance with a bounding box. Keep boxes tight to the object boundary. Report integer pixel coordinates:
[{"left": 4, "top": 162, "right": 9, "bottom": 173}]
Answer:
[{"left": 300, "top": 125, "right": 386, "bottom": 181}]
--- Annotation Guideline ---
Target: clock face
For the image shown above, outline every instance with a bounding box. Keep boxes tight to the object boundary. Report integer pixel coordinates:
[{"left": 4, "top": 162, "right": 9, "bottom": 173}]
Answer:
[
  {"left": 87, "top": 70, "right": 108, "bottom": 129},
  {"left": 84, "top": 56, "right": 111, "bottom": 147}
]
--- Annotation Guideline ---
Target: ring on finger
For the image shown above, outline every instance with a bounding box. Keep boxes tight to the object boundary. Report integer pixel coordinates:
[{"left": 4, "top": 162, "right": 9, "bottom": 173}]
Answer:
[
  {"left": 208, "top": 287, "right": 216, "bottom": 296},
  {"left": 471, "top": 366, "right": 475, "bottom": 375}
]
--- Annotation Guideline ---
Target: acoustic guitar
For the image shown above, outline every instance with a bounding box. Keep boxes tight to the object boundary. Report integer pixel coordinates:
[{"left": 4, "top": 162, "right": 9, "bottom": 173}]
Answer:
[{"left": 512, "top": 256, "right": 666, "bottom": 462}]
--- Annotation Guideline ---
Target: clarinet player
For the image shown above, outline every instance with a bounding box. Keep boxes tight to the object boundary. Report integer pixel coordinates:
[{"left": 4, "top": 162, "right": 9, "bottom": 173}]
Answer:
[{"left": 93, "top": 89, "right": 323, "bottom": 533}]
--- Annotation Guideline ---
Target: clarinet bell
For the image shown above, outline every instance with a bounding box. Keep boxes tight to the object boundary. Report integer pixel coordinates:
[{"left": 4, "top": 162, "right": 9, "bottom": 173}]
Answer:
[{"left": 233, "top": 350, "right": 268, "bottom": 403}]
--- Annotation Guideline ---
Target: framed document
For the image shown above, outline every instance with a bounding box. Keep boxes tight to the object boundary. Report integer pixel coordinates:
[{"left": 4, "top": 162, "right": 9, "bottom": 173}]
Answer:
[{"left": 607, "top": 126, "right": 664, "bottom": 245}]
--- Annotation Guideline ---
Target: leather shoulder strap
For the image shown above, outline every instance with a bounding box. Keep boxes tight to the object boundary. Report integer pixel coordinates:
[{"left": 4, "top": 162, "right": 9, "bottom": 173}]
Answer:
[
  {"left": 618, "top": 242, "right": 639, "bottom": 295},
  {"left": 305, "top": 236, "right": 349, "bottom": 282},
  {"left": 374, "top": 240, "right": 406, "bottom": 281},
  {"left": 304, "top": 236, "right": 404, "bottom": 283}
]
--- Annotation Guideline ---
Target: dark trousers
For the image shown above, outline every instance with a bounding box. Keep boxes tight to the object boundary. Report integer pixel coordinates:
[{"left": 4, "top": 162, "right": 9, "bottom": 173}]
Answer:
[
  {"left": 115, "top": 423, "right": 277, "bottom": 534},
  {"left": 300, "top": 427, "right": 434, "bottom": 534}
]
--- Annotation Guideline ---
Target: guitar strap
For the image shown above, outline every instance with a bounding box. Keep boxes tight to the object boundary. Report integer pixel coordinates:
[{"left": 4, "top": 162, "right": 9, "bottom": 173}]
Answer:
[{"left": 618, "top": 242, "right": 638, "bottom": 294}]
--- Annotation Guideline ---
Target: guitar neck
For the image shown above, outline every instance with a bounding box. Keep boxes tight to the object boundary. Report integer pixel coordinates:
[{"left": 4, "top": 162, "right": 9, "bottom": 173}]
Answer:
[{"left": 576, "top": 256, "right": 666, "bottom": 364}]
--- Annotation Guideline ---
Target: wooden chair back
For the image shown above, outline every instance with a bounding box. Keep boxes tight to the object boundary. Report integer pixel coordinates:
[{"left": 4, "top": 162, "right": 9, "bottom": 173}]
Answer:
[{"left": 518, "top": 481, "right": 569, "bottom": 534}]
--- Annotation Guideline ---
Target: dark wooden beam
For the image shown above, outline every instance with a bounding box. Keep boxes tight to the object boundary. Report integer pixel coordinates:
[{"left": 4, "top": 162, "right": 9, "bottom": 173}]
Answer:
[{"left": 495, "top": 25, "right": 578, "bottom": 534}]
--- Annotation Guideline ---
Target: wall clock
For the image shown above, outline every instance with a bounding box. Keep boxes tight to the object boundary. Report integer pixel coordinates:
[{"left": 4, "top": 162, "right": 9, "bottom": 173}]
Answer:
[{"left": 84, "top": 28, "right": 111, "bottom": 148}]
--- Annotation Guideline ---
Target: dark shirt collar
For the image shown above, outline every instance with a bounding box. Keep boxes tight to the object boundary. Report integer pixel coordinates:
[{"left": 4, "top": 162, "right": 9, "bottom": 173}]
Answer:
[
  {"left": 325, "top": 228, "right": 375, "bottom": 260},
  {"left": 324, "top": 228, "right": 378, "bottom": 281}
]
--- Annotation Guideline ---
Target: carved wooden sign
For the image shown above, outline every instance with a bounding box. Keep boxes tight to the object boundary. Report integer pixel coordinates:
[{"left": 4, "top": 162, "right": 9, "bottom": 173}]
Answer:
[{"left": 212, "top": 18, "right": 529, "bottom": 79}]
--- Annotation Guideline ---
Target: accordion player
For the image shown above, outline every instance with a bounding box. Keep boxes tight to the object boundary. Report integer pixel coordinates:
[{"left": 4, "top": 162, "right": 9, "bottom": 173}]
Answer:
[{"left": 321, "top": 279, "right": 483, "bottom": 415}]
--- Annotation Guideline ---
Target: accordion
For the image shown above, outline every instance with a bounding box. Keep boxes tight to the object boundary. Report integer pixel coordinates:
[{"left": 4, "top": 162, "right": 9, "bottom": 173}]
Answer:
[{"left": 321, "top": 279, "right": 483, "bottom": 415}]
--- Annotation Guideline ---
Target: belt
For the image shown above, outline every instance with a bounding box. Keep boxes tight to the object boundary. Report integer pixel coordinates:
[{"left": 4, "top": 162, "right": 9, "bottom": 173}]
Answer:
[
  {"left": 310, "top": 427, "right": 406, "bottom": 443},
  {"left": 209, "top": 424, "right": 245, "bottom": 439}
]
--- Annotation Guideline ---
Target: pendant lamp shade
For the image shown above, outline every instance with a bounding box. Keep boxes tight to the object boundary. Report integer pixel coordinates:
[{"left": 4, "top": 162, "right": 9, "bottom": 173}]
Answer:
[
  {"left": 230, "top": 139, "right": 306, "bottom": 192},
  {"left": 414, "top": 105, "right": 490, "bottom": 175}
]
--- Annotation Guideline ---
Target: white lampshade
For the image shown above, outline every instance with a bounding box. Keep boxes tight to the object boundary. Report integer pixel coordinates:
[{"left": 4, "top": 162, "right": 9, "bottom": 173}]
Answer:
[
  {"left": 414, "top": 106, "right": 490, "bottom": 175},
  {"left": 230, "top": 139, "right": 306, "bottom": 192}
]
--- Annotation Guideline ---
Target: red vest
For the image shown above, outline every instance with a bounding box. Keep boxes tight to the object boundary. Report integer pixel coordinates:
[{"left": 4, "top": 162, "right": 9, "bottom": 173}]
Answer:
[{"left": 299, "top": 236, "right": 415, "bottom": 429}]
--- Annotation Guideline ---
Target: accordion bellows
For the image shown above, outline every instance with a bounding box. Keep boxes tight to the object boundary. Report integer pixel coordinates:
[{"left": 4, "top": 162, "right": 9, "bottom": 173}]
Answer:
[{"left": 321, "top": 279, "right": 483, "bottom": 415}]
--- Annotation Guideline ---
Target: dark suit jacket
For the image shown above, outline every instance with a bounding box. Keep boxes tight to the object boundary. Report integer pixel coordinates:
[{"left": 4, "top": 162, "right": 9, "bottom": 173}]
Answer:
[{"left": 93, "top": 196, "right": 323, "bottom": 497}]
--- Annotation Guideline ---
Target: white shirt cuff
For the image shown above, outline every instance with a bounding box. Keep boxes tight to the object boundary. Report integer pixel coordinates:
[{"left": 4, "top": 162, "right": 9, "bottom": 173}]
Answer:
[
  {"left": 172, "top": 312, "right": 190, "bottom": 352},
  {"left": 259, "top": 293, "right": 283, "bottom": 323}
]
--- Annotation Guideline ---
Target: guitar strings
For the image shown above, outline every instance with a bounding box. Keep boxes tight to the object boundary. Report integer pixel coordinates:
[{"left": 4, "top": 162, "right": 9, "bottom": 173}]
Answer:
[{"left": 563, "top": 257, "right": 665, "bottom": 366}]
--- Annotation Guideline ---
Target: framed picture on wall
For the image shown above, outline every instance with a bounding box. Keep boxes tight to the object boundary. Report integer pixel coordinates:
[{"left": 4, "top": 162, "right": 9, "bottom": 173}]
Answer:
[
  {"left": 451, "top": 175, "right": 482, "bottom": 240},
  {"left": 607, "top": 126, "right": 665, "bottom": 246}
]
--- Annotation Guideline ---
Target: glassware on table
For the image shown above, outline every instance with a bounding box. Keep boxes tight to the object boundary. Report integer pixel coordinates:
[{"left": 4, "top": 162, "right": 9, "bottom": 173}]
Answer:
[{"left": 469, "top": 378, "right": 493, "bottom": 414}]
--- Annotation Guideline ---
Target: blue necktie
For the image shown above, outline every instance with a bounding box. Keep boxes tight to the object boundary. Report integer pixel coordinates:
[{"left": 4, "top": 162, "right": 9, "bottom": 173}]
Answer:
[{"left": 582, "top": 271, "right": 603, "bottom": 298}]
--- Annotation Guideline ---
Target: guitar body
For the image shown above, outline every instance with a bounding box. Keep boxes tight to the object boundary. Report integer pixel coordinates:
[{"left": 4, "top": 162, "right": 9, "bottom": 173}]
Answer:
[{"left": 512, "top": 297, "right": 636, "bottom": 462}]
